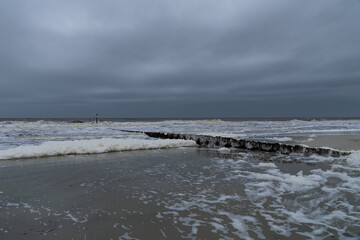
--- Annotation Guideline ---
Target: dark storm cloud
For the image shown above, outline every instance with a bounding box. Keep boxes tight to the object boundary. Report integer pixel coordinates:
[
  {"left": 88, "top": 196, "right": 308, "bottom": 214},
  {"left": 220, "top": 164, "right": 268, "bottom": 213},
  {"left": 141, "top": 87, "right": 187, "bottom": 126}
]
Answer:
[{"left": 0, "top": 0, "right": 359, "bottom": 117}]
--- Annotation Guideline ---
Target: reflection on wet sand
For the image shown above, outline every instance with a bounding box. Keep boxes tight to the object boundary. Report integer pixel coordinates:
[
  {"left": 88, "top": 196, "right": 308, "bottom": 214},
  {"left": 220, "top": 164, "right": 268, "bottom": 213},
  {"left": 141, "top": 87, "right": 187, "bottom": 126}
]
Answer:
[{"left": 0, "top": 148, "right": 359, "bottom": 239}]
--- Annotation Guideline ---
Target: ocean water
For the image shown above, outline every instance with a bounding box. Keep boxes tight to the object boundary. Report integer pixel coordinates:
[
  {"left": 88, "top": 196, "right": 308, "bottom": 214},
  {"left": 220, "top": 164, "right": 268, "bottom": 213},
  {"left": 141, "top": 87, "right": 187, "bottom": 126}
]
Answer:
[
  {"left": 1, "top": 118, "right": 360, "bottom": 154},
  {"left": 0, "top": 119, "right": 360, "bottom": 239}
]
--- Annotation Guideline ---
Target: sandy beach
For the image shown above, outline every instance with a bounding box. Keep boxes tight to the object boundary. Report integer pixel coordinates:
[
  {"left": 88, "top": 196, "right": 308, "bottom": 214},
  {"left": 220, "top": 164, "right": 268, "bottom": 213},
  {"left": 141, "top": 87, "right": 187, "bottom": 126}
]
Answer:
[
  {"left": 284, "top": 135, "right": 360, "bottom": 151},
  {"left": 0, "top": 147, "right": 359, "bottom": 239}
]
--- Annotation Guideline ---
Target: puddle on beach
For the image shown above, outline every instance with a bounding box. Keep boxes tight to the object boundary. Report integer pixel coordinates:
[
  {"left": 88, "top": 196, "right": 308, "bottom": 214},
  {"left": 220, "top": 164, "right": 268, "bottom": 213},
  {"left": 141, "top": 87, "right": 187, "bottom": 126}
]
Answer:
[{"left": 0, "top": 148, "right": 359, "bottom": 239}]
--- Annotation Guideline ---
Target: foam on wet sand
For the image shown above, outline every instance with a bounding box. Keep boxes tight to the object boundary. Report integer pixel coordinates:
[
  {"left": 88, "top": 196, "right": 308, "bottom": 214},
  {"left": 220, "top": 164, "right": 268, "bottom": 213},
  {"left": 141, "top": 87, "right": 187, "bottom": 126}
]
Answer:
[{"left": 0, "top": 148, "right": 359, "bottom": 239}]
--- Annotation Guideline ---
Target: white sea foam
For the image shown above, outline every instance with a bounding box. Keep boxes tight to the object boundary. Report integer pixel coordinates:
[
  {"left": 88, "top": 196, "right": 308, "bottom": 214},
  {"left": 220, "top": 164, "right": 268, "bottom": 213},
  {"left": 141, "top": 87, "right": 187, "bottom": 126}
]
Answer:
[
  {"left": 265, "top": 137, "right": 293, "bottom": 142},
  {"left": 217, "top": 147, "right": 231, "bottom": 152},
  {"left": 0, "top": 138, "right": 197, "bottom": 160},
  {"left": 255, "top": 163, "right": 277, "bottom": 168},
  {"left": 347, "top": 151, "right": 360, "bottom": 166}
]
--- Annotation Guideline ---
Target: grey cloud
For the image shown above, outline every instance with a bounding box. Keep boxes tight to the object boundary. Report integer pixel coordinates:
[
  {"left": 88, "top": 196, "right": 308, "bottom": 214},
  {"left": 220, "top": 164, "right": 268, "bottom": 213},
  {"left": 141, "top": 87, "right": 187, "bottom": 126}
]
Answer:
[{"left": 0, "top": 0, "right": 359, "bottom": 118}]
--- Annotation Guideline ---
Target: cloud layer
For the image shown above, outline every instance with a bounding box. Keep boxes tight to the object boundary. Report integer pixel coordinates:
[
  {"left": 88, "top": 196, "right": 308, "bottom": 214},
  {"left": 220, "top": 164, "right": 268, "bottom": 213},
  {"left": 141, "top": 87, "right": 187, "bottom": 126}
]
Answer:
[{"left": 1, "top": 0, "right": 359, "bottom": 117}]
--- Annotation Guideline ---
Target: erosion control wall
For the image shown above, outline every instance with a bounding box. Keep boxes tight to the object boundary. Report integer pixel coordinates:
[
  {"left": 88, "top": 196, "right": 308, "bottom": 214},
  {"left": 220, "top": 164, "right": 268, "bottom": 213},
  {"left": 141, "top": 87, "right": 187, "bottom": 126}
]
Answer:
[{"left": 142, "top": 131, "right": 350, "bottom": 157}]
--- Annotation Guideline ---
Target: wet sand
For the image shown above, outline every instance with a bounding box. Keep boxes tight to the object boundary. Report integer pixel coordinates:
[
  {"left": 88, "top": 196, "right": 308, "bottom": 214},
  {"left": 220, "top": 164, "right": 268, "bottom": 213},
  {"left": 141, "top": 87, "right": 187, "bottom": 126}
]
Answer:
[
  {"left": 0, "top": 148, "right": 359, "bottom": 239},
  {"left": 284, "top": 135, "right": 360, "bottom": 151}
]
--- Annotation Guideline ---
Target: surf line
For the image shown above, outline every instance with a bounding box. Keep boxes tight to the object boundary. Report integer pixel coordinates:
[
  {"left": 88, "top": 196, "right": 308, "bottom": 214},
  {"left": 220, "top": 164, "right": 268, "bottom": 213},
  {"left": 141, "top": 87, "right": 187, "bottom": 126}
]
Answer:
[{"left": 122, "top": 130, "right": 350, "bottom": 157}]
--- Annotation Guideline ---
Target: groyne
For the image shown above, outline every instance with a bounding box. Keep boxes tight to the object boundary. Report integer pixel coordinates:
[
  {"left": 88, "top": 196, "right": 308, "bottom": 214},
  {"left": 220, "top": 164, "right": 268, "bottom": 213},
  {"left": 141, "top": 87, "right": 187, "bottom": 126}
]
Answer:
[{"left": 136, "top": 131, "right": 350, "bottom": 157}]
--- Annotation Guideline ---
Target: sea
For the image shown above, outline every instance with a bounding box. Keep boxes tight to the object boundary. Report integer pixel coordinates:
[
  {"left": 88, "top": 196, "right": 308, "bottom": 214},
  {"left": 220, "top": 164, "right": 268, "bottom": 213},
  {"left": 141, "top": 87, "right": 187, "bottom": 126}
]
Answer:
[{"left": 0, "top": 118, "right": 359, "bottom": 239}]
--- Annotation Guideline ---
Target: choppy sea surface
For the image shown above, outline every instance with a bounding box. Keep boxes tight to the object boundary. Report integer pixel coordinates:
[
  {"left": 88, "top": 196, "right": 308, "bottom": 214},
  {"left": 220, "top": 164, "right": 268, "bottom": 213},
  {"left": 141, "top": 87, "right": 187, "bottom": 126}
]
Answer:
[
  {"left": 1, "top": 118, "right": 360, "bottom": 152},
  {"left": 0, "top": 119, "right": 359, "bottom": 239}
]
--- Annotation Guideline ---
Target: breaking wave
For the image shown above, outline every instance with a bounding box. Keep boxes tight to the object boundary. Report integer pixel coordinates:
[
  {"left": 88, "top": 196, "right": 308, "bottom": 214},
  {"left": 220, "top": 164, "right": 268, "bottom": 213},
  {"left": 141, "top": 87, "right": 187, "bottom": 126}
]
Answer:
[
  {"left": 0, "top": 138, "right": 197, "bottom": 160},
  {"left": 347, "top": 151, "right": 360, "bottom": 167}
]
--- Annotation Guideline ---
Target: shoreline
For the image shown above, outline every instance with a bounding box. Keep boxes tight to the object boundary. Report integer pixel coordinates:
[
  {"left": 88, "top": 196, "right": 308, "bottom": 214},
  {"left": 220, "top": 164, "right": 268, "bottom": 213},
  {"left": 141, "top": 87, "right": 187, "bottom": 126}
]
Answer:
[
  {"left": 0, "top": 148, "right": 358, "bottom": 239},
  {"left": 284, "top": 135, "right": 360, "bottom": 151}
]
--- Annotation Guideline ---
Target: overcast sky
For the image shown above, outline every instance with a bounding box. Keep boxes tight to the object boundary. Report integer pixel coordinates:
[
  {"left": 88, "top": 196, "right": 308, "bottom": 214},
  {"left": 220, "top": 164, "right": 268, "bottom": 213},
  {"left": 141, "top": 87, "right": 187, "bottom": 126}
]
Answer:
[{"left": 0, "top": 0, "right": 359, "bottom": 118}]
